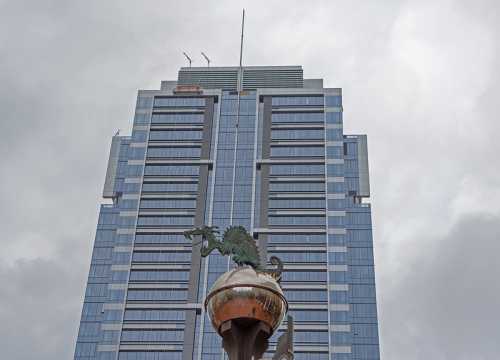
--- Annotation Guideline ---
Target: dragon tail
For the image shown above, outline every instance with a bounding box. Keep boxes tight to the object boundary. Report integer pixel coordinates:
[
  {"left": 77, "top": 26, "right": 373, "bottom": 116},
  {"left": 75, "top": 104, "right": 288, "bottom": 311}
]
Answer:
[{"left": 268, "top": 256, "right": 284, "bottom": 282}]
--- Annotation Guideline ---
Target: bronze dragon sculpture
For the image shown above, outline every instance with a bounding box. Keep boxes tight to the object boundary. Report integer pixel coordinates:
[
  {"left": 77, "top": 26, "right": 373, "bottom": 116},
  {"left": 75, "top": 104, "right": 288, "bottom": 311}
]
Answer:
[{"left": 184, "top": 225, "right": 283, "bottom": 281}]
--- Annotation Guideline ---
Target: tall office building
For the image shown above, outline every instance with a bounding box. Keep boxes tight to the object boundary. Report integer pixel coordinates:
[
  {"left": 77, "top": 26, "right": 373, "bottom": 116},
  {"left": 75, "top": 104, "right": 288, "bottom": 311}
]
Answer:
[{"left": 74, "top": 66, "right": 380, "bottom": 360}]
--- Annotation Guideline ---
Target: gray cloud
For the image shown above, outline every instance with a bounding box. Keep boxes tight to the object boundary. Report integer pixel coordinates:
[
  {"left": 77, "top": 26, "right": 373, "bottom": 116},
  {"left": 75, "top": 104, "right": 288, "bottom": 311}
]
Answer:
[{"left": 0, "top": 0, "right": 499, "bottom": 359}]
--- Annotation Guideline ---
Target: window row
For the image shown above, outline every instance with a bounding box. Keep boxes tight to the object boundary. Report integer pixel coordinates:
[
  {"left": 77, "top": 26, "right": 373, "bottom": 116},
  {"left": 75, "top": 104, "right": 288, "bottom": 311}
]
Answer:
[
  {"left": 144, "top": 165, "right": 199, "bottom": 176},
  {"left": 123, "top": 309, "right": 186, "bottom": 322},
  {"left": 268, "top": 198, "right": 325, "bottom": 209},
  {"left": 269, "top": 182, "right": 325, "bottom": 193},
  {"left": 271, "top": 129, "right": 324, "bottom": 140},
  {"left": 153, "top": 97, "right": 205, "bottom": 108},
  {"left": 149, "top": 130, "right": 202, "bottom": 141},
  {"left": 129, "top": 270, "right": 190, "bottom": 282},
  {"left": 121, "top": 329, "right": 184, "bottom": 342},
  {"left": 284, "top": 289, "right": 328, "bottom": 302},
  {"left": 270, "top": 146, "right": 324, "bottom": 158},
  {"left": 132, "top": 251, "right": 191, "bottom": 263},
  {"left": 272, "top": 96, "right": 324, "bottom": 107},
  {"left": 135, "top": 234, "right": 191, "bottom": 244},
  {"left": 267, "top": 233, "right": 326, "bottom": 244},
  {"left": 268, "top": 251, "right": 326, "bottom": 263},
  {"left": 137, "top": 216, "right": 194, "bottom": 226},
  {"left": 127, "top": 289, "right": 187, "bottom": 301},
  {"left": 281, "top": 270, "right": 327, "bottom": 282},
  {"left": 268, "top": 215, "right": 325, "bottom": 226},
  {"left": 139, "top": 199, "right": 197, "bottom": 209},
  {"left": 147, "top": 147, "right": 201, "bottom": 158},
  {"left": 142, "top": 182, "right": 198, "bottom": 193},
  {"left": 272, "top": 330, "right": 328, "bottom": 344},
  {"left": 270, "top": 164, "right": 324, "bottom": 176},
  {"left": 271, "top": 112, "right": 323, "bottom": 123},
  {"left": 118, "top": 352, "right": 182, "bottom": 360},
  {"left": 151, "top": 113, "right": 204, "bottom": 124},
  {"left": 288, "top": 309, "right": 328, "bottom": 322}
]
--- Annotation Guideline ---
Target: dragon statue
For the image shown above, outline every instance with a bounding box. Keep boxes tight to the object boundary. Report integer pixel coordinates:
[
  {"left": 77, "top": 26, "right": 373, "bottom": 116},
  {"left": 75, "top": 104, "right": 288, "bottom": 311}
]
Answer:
[{"left": 184, "top": 225, "right": 283, "bottom": 281}]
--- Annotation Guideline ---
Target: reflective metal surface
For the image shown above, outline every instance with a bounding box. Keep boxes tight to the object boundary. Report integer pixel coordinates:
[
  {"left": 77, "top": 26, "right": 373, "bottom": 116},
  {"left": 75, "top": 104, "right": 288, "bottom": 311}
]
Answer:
[{"left": 205, "top": 266, "right": 288, "bottom": 335}]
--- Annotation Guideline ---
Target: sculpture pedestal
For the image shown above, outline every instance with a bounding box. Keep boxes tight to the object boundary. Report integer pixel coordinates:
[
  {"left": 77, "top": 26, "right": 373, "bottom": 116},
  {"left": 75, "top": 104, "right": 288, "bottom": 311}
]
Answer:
[{"left": 221, "top": 318, "right": 272, "bottom": 360}]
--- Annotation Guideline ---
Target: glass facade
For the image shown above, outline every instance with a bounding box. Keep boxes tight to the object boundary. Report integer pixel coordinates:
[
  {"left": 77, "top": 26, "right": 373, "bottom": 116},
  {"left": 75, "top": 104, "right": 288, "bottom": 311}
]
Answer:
[{"left": 74, "top": 66, "right": 380, "bottom": 360}]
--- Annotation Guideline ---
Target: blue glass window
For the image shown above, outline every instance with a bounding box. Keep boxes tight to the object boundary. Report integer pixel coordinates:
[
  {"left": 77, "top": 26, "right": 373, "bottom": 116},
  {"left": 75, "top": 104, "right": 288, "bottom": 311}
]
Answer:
[
  {"left": 139, "top": 199, "right": 196, "bottom": 209},
  {"left": 270, "top": 164, "right": 324, "bottom": 176},
  {"left": 149, "top": 130, "right": 202, "bottom": 141},
  {"left": 326, "top": 128, "right": 343, "bottom": 141},
  {"left": 267, "top": 234, "right": 326, "bottom": 244},
  {"left": 281, "top": 270, "right": 327, "bottom": 282},
  {"left": 268, "top": 251, "right": 326, "bottom": 263},
  {"left": 326, "top": 112, "right": 342, "bottom": 124},
  {"left": 272, "top": 96, "right": 324, "bottom": 107},
  {"left": 147, "top": 147, "right": 201, "bottom": 158},
  {"left": 132, "top": 251, "right": 191, "bottom": 263},
  {"left": 142, "top": 182, "right": 198, "bottom": 193},
  {"left": 144, "top": 165, "right": 199, "bottom": 176},
  {"left": 288, "top": 309, "right": 328, "bottom": 322},
  {"left": 151, "top": 113, "right": 204, "bottom": 124},
  {"left": 284, "top": 289, "right": 328, "bottom": 302},
  {"left": 118, "top": 352, "right": 182, "bottom": 360},
  {"left": 153, "top": 97, "right": 205, "bottom": 108},
  {"left": 269, "top": 198, "right": 325, "bottom": 209},
  {"left": 137, "top": 216, "right": 194, "bottom": 226},
  {"left": 135, "top": 234, "right": 191, "bottom": 244},
  {"left": 124, "top": 310, "right": 186, "bottom": 322},
  {"left": 270, "top": 146, "right": 324, "bottom": 158},
  {"left": 269, "top": 182, "right": 325, "bottom": 193},
  {"left": 129, "top": 270, "right": 189, "bottom": 282},
  {"left": 325, "top": 96, "right": 342, "bottom": 107},
  {"left": 121, "top": 329, "right": 184, "bottom": 342},
  {"left": 269, "top": 215, "right": 325, "bottom": 226},
  {"left": 271, "top": 129, "right": 324, "bottom": 140},
  {"left": 126, "top": 289, "right": 188, "bottom": 300},
  {"left": 271, "top": 112, "right": 324, "bottom": 123}
]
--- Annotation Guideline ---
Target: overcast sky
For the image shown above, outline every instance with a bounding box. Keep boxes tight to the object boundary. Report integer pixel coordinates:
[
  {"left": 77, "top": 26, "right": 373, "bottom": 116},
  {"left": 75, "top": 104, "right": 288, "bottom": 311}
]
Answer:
[{"left": 1, "top": 0, "right": 499, "bottom": 359}]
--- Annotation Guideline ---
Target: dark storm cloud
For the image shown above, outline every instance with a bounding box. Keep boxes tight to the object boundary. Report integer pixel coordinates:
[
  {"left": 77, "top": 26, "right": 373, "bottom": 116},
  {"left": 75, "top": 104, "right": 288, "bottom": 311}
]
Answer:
[{"left": 0, "top": 0, "right": 499, "bottom": 359}]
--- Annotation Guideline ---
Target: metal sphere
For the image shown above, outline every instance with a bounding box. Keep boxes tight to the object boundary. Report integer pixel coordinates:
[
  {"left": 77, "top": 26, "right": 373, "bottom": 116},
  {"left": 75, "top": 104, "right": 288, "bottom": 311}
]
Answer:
[{"left": 205, "top": 266, "right": 288, "bottom": 336}]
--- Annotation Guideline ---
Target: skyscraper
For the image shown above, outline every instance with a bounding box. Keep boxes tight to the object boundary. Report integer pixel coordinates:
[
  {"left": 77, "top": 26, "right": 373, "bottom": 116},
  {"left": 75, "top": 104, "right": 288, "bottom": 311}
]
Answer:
[{"left": 74, "top": 66, "right": 380, "bottom": 360}]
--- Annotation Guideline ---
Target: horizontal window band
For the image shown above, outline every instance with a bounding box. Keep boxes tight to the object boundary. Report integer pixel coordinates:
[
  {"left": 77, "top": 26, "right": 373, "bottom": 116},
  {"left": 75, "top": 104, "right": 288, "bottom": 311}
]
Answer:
[
  {"left": 254, "top": 228, "right": 326, "bottom": 234},
  {"left": 122, "top": 323, "right": 184, "bottom": 330},
  {"left": 128, "top": 283, "right": 188, "bottom": 289},
  {"left": 149, "top": 125, "right": 203, "bottom": 130},
  {"left": 130, "top": 142, "right": 147, "bottom": 148},
  {"left": 289, "top": 303, "right": 328, "bottom": 310},
  {"left": 119, "top": 344, "right": 182, "bottom": 351},
  {"left": 125, "top": 177, "right": 142, "bottom": 183},
  {"left": 131, "top": 264, "right": 190, "bottom": 270},
  {"left": 270, "top": 140, "right": 325, "bottom": 146},
  {"left": 144, "top": 159, "right": 212, "bottom": 165},
  {"left": 135, "top": 228, "right": 192, "bottom": 234},
  {"left": 258, "top": 158, "right": 325, "bottom": 165},
  {"left": 271, "top": 123, "right": 324, "bottom": 129},
  {"left": 268, "top": 246, "right": 327, "bottom": 251},
  {"left": 272, "top": 107, "right": 324, "bottom": 112},
  {"left": 146, "top": 141, "right": 202, "bottom": 147},
  {"left": 329, "top": 265, "right": 348, "bottom": 271},
  {"left": 125, "top": 303, "right": 201, "bottom": 310},
  {"left": 331, "top": 346, "right": 352, "bottom": 354},
  {"left": 330, "top": 324, "right": 351, "bottom": 332}
]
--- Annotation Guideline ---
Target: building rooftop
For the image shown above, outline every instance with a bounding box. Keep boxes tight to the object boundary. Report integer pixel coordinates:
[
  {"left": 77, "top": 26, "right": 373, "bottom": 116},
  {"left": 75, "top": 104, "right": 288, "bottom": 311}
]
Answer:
[{"left": 165, "top": 65, "right": 322, "bottom": 90}]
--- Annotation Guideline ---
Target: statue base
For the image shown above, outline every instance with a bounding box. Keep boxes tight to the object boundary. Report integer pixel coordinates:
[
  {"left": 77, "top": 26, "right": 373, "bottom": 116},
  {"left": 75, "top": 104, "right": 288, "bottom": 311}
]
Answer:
[{"left": 221, "top": 318, "right": 272, "bottom": 360}]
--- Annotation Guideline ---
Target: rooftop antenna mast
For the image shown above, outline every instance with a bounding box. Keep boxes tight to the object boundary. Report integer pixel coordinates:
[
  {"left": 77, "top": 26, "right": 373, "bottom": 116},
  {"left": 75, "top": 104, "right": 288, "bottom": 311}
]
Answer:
[
  {"left": 201, "top": 52, "right": 211, "bottom": 67},
  {"left": 182, "top": 52, "right": 192, "bottom": 67},
  {"left": 238, "top": 9, "right": 245, "bottom": 91}
]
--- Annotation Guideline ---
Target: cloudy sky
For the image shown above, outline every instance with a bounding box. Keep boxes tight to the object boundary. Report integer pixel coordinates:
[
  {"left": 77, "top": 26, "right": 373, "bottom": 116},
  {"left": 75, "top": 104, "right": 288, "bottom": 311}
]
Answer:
[{"left": 1, "top": 0, "right": 499, "bottom": 358}]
